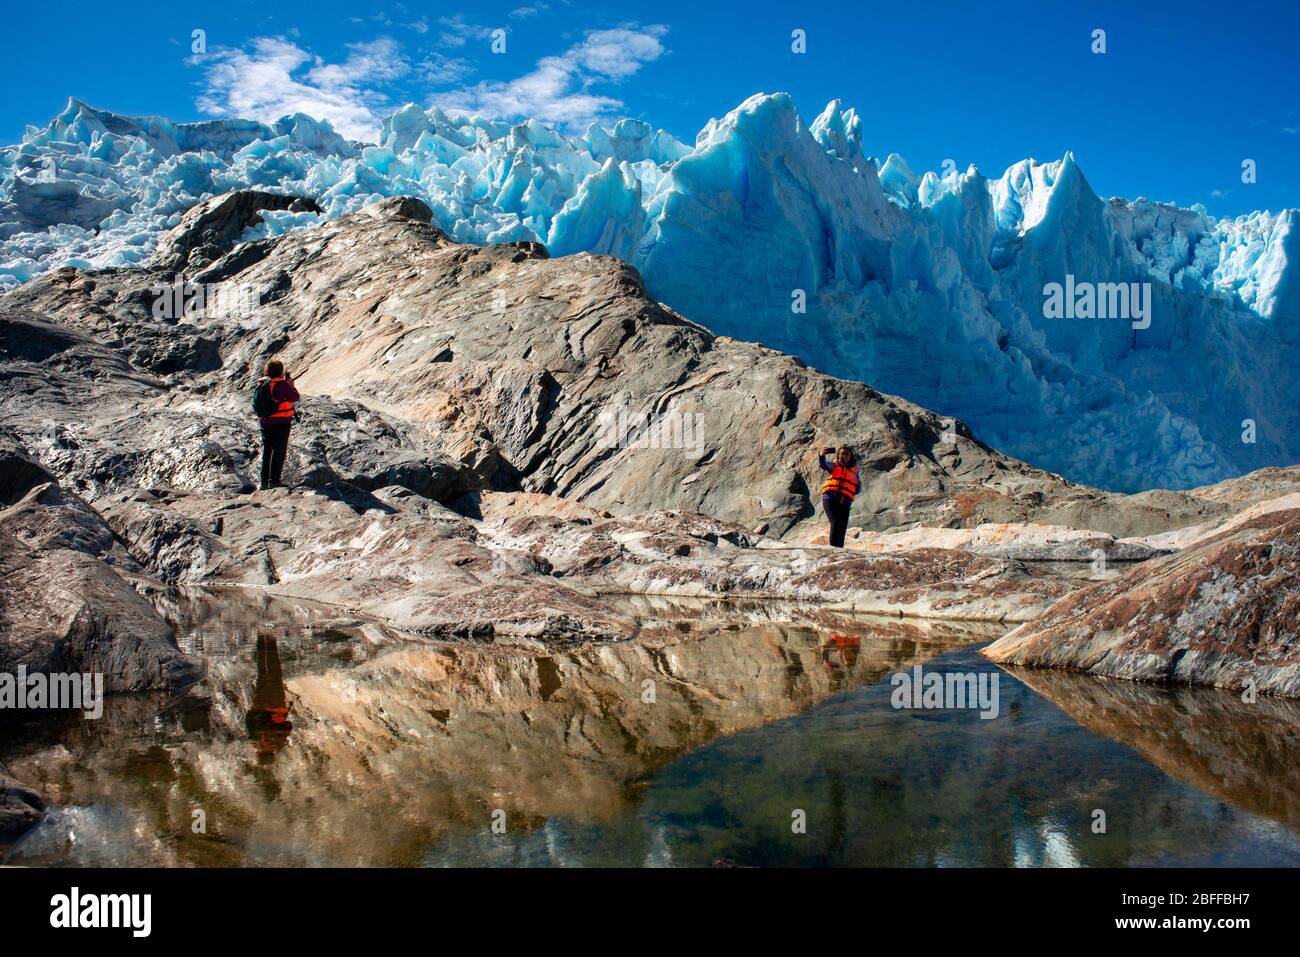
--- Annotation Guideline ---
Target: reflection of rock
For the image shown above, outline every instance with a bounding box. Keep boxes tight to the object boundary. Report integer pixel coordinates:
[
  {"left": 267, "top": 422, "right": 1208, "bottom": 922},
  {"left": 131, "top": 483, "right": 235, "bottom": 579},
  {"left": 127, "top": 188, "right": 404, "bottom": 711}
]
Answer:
[
  {"left": 984, "top": 509, "right": 1300, "bottom": 697},
  {"left": 2, "top": 613, "right": 976, "bottom": 865},
  {"left": 1002, "top": 667, "right": 1300, "bottom": 831},
  {"left": 0, "top": 760, "right": 46, "bottom": 850}
]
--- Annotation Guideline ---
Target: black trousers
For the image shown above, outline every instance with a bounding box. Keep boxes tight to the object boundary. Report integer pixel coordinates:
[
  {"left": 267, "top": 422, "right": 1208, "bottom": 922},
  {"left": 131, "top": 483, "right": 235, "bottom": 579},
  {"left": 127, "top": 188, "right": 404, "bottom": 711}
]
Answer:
[
  {"left": 260, "top": 421, "right": 292, "bottom": 488},
  {"left": 823, "top": 493, "right": 852, "bottom": 547}
]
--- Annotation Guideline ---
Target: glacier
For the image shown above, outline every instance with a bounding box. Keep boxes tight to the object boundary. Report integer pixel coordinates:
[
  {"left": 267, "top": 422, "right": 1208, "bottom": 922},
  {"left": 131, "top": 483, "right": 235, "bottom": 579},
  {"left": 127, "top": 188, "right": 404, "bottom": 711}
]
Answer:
[{"left": 2, "top": 94, "right": 1297, "bottom": 493}]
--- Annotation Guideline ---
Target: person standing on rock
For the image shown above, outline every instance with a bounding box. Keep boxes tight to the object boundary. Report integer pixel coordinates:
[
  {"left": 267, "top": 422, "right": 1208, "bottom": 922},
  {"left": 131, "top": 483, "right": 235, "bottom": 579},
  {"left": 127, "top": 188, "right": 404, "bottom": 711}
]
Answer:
[
  {"left": 252, "top": 359, "right": 299, "bottom": 491},
  {"left": 818, "top": 445, "right": 859, "bottom": 548}
]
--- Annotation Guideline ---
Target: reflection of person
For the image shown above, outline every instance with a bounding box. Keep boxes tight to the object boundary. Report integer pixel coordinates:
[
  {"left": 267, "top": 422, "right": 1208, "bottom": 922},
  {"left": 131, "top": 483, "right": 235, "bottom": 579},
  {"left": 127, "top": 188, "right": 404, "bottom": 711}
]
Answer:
[
  {"left": 246, "top": 635, "right": 292, "bottom": 764},
  {"left": 820, "top": 634, "right": 862, "bottom": 672},
  {"left": 817, "top": 445, "right": 859, "bottom": 547}
]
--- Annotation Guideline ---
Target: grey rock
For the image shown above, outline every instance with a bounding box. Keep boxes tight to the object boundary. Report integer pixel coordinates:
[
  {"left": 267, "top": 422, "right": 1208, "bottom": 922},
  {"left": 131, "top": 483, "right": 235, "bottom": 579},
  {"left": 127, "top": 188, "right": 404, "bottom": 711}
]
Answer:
[
  {"left": 0, "top": 481, "right": 200, "bottom": 692},
  {"left": 149, "top": 190, "right": 323, "bottom": 273},
  {"left": 0, "top": 190, "right": 1293, "bottom": 699},
  {"left": 0, "top": 427, "right": 56, "bottom": 505}
]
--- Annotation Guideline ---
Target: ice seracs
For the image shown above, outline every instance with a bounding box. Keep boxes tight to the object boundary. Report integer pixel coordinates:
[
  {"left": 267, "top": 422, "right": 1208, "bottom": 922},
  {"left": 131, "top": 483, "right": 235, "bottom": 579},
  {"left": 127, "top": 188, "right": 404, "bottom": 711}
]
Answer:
[{"left": 1, "top": 93, "right": 1298, "bottom": 493}]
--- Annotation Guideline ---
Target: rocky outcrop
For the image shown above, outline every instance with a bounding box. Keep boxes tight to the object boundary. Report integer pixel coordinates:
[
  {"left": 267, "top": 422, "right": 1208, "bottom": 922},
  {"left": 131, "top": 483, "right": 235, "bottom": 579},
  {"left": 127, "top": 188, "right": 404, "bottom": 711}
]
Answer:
[
  {"left": 0, "top": 761, "right": 45, "bottom": 851},
  {"left": 1183, "top": 465, "right": 1300, "bottom": 507},
  {"left": 1, "top": 193, "right": 1231, "bottom": 540},
  {"left": 0, "top": 466, "right": 199, "bottom": 691},
  {"left": 149, "top": 190, "right": 323, "bottom": 273},
  {"left": 0, "top": 191, "right": 1295, "bottom": 697},
  {"left": 983, "top": 509, "right": 1300, "bottom": 697},
  {"left": 95, "top": 484, "right": 1069, "bottom": 635}
]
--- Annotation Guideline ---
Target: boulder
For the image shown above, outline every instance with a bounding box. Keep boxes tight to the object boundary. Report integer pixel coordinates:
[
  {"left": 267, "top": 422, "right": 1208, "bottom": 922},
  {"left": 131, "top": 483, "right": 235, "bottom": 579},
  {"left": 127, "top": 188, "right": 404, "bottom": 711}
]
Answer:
[
  {"left": 983, "top": 509, "right": 1300, "bottom": 697},
  {"left": 0, "top": 482, "right": 199, "bottom": 691},
  {"left": 0, "top": 761, "right": 45, "bottom": 850}
]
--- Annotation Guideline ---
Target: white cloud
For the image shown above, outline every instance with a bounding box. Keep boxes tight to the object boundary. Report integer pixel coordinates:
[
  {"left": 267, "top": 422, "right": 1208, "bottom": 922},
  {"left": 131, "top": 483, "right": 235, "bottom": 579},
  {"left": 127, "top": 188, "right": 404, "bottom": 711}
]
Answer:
[
  {"left": 192, "top": 23, "right": 668, "bottom": 142},
  {"left": 194, "top": 36, "right": 409, "bottom": 141},
  {"left": 436, "top": 15, "right": 495, "bottom": 49},
  {"left": 374, "top": 11, "right": 429, "bottom": 34},
  {"left": 433, "top": 25, "right": 668, "bottom": 130},
  {"left": 420, "top": 53, "right": 475, "bottom": 87}
]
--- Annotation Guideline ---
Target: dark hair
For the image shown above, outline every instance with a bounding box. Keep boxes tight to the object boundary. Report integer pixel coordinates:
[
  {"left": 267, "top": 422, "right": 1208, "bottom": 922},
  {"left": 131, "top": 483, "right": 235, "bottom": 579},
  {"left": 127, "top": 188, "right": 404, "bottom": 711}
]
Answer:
[
  {"left": 838, "top": 445, "right": 856, "bottom": 467},
  {"left": 264, "top": 359, "right": 285, "bottom": 378}
]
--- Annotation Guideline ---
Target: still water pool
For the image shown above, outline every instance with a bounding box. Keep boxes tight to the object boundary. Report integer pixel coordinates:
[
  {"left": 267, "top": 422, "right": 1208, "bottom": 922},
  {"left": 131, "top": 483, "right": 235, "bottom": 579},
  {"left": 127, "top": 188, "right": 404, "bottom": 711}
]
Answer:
[{"left": 4, "top": 591, "right": 1298, "bottom": 867}]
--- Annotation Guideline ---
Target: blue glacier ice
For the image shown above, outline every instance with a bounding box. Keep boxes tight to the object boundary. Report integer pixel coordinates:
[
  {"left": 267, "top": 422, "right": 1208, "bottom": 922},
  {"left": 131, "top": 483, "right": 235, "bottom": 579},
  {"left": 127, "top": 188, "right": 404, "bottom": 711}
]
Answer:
[{"left": 2, "top": 94, "right": 1297, "bottom": 493}]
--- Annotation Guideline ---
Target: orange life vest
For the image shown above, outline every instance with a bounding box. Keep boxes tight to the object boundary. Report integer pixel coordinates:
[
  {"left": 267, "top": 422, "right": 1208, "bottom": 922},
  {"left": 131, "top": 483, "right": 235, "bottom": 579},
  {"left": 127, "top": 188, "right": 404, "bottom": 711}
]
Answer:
[
  {"left": 266, "top": 377, "right": 296, "bottom": 420},
  {"left": 820, "top": 464, "right": 859, "bottom": 501}
]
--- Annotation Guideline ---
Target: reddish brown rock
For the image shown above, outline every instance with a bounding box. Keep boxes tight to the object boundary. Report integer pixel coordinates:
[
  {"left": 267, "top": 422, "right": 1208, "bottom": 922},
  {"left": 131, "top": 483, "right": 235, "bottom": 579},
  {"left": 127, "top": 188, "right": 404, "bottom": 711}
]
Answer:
[{"left": 984, "top": 509, "right": 1300, "bottom": 697}]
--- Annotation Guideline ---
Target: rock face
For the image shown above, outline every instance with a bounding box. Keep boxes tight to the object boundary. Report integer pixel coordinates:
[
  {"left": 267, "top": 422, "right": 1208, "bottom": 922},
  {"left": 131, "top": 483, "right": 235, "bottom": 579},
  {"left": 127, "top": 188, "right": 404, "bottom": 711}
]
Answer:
[
  {"left": 149, "top": 190, "right": 324, "bottom": 273},
  {"left": 0, "top": 477, "right": 199, "bottom": 691},
  {"left": 0, "top": 190, "right": 1294, "bottom": 699},
  {"left": 0, "top": 428, "right": 56, "bottom": 505},
  {"left": 0, "top": 192, "right": 1233, "bottom": 539},
  {"left": 984, "top": 509, "right": 1300, "bottom": 697}
]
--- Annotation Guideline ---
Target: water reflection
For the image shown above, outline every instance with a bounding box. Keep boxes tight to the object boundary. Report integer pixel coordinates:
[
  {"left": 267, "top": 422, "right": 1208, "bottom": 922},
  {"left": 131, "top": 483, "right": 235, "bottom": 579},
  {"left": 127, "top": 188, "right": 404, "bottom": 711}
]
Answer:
[
  {"left": 424, "top": 646, "right": 1300, "bottom": 868},
  {"left": 1003, "top": 667, "right": 1300, "bottom": 831},
  {"left": 1, "top": 591, "right": 1298, "bottom": 868},
  {"left": 819, "top": 634, "right": 862, "bottom": 692}
]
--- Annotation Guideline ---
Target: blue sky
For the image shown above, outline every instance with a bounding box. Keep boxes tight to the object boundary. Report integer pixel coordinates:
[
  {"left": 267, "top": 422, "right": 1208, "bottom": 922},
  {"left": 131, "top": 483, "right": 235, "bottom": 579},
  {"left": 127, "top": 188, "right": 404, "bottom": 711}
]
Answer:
[{"left": 3, "top": 0, "right": 1297, "bottom": 217}]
